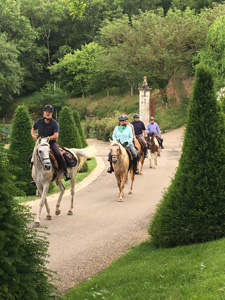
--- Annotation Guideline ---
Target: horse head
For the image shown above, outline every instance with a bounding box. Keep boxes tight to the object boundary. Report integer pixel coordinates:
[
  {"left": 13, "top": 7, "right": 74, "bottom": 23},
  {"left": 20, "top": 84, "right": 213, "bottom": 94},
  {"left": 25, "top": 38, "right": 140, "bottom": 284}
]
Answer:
[
  {"left": 36, "top": 137, "right": 52, "bottom": 170},
  {"left": 109, "top": 140, "right": 122, "bottom": 164}
]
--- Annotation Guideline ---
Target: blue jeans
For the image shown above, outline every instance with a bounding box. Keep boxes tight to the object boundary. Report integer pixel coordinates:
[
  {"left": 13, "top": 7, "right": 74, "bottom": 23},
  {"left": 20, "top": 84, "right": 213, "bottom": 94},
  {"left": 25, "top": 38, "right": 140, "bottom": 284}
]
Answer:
[{"left": 128, "top": 143, "right": 137, "bottom": 158}]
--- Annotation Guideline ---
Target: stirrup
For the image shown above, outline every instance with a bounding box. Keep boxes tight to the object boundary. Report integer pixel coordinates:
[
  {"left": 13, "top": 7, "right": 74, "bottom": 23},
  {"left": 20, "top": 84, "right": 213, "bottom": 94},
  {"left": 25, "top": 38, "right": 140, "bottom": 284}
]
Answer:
[{"left": 134, "top": 169, "right": 139, "bottom": 175}]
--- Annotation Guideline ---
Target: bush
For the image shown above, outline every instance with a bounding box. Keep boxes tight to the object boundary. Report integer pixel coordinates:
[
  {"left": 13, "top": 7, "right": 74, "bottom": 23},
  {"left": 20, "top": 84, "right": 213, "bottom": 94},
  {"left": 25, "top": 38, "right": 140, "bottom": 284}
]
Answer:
[
  {"left": 72, "top": 110, "right": 88, "bottom": 147},
  {"left": 58, "top": 106, "right": 82, "bottom": 148},
  {"left": 9, "top": 105, "right": 35, "bottom": 195},
  {"left": 149, "top": 64, "right": 225, "bottom": 247},
  {"left": 0, "top": 147, "right": 60, "bottom": 299}
]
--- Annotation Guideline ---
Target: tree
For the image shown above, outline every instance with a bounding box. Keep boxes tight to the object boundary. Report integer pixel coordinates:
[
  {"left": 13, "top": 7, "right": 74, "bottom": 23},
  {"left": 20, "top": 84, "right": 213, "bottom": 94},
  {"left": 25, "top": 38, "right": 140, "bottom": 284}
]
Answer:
[
  {"left": 9, "top": 105, "right": 35, "bottom": 195},
  {"left": 149, "top": 64, "right": 225, "bottom": 247},
  {"left": 198, "top": 16, "right": 225, "bottom": 88},
  {"left": 0, "top": 35, "right": 24, "bottom": 114},
  {"left": 58, "top": 106, "right": 82, "bottom": 148},
  {"left": 0, "top": 147, "right": 60, "bottom": 299},
  {"left": 73, "top": 110, "right": 88, "bottom": 147}
]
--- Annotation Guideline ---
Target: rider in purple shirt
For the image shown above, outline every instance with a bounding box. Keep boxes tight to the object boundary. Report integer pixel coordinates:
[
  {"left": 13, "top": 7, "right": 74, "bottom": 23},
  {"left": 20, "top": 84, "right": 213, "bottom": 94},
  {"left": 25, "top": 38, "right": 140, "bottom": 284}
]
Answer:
[{"left": 146, "top": 117, "right": 164, "bottom": 149}]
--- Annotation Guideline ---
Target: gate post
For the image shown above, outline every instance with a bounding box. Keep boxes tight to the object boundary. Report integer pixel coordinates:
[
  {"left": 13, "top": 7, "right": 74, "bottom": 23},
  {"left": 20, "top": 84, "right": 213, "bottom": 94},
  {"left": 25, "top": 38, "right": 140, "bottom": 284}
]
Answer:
[{"left": 138, "top": 76, "right": 152, "bottom": 126}]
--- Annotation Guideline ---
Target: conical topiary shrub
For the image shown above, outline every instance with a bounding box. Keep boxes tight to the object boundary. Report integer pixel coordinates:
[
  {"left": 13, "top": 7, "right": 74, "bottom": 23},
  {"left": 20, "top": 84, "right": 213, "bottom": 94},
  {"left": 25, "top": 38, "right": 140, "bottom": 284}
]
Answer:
[
  {"left": 149, "top": 64, "right": 225, "bottom": 247},
  {"left": 72, "top": 110, "right": 89, "bottom": 172},
  {"left": 58, "top": 106, "right": 82, "bottom": 148},
  {"left": 0, "top": 148, "right": 59, "bottom": 299},
  {"left": 9, "top": 105, "right": 35, "bottom": 195},
  {"left": 73, "top": 110, "right": 88, "bottom": 147}
]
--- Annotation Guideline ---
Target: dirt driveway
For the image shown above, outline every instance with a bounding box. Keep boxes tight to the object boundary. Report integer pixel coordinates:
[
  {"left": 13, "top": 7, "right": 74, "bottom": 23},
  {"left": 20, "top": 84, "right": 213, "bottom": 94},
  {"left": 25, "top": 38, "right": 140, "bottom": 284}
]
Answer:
[{"left": 30, "top": 127, "right": 184, "bottom": 293}]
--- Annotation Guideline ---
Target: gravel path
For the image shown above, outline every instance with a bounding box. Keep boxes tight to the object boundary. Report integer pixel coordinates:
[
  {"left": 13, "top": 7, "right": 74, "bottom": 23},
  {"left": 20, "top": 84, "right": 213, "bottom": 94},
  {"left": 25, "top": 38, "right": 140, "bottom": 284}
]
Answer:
[{"left": 30, "top": 127, "right": 184, "bottom": 293}]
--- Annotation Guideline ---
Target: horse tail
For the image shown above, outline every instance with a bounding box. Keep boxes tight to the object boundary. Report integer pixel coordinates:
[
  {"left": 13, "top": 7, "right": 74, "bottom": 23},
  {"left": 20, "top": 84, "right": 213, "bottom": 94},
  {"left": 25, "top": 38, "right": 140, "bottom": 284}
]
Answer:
[{"left": 69, "top": 146, "right": 96, "bottom": 172}]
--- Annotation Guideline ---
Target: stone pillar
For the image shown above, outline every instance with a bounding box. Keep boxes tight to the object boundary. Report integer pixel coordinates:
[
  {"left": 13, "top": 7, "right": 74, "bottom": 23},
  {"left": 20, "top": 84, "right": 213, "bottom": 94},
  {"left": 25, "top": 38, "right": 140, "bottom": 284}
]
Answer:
[{"left": 138, "top": 76, "right": 152, "bottom": 126}]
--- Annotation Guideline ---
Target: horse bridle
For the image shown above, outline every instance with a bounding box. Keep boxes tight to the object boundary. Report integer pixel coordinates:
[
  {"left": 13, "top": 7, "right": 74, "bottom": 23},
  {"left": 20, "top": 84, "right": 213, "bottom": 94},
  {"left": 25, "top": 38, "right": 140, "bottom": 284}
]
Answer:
[
  {"left": 110, "top": 143, "right": 121, "bottom": 164},
  {"left": 36, "top": 142, "right": 52, "bottom": 167}
]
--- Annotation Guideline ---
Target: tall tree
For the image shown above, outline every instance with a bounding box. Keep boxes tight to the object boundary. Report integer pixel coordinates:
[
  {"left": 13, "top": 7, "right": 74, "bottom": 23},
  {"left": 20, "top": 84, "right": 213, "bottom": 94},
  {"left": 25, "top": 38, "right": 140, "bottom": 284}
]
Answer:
[
  {"left": 149, "top": 64, "right": 225, "bottom": 247},
  {"left": 73, "top": 110, "right": 88, "bottom": 147}
]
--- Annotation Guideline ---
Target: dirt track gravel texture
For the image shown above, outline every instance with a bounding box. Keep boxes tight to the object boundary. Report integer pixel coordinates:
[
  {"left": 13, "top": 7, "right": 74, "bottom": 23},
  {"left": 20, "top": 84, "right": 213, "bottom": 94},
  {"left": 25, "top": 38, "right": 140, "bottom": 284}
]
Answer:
[{"left": 30, "top": 127, "right": 184, "bottom": 293}]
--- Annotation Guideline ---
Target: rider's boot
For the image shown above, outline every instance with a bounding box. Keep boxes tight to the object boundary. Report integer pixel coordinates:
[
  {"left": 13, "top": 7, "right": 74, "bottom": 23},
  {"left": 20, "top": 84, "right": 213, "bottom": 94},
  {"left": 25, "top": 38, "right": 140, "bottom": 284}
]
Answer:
[
  {"left": 30, "top": 180, "right": 36, "bottom": 186},
  {"left": 133, "top": 157, "right": 139, "bottom": 175},
  {"left": 107, "top": 160, "right": 114, "bottom": 173},
  {"left": 59, "top": 155, "right": 71, "bottom": 181}
]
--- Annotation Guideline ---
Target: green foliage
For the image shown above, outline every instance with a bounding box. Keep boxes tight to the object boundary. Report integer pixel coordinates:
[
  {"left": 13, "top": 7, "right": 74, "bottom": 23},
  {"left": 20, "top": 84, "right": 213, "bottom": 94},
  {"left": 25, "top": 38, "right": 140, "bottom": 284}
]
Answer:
[
  {"left": 72, "top": 110, "right": 88, "bottom": 147},
  {"left": 9, "top": 105, "right": 35, "bottom": 195},
  {"left": 30, "top": 83, "right": 67, "bottom": 115},
  {"left": 149, "top": 64, "right": 225, "bottom": 247},
  {"left": 58, "top": 106, "right": 82, "bottom": 148},
  {"left": 0, "top": 35, "right": 24, "bottom": 114},
  {"left": 0, "top": 147, "right": 60, "bottom": 300},
  {"left": 198, "top": 16, "right": 225, "bottom": 89}
]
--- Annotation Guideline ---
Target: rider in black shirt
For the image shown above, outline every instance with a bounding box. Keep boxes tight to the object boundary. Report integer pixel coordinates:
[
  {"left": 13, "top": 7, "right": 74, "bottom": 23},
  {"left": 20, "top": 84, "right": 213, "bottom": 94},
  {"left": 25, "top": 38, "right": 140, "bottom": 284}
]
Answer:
[
  {"left": 131, "top": 113, "right": 148, "bottom": 158},
  {"left": 31, "top": 104, "right": 71, "bottom": 181}
]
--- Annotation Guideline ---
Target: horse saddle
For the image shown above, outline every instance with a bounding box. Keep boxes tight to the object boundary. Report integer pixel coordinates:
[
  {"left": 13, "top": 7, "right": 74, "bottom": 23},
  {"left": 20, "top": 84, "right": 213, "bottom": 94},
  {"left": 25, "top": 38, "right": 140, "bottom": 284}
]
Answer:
[{"left": 50, "top": 148, "right": 77, "bottom": 169}]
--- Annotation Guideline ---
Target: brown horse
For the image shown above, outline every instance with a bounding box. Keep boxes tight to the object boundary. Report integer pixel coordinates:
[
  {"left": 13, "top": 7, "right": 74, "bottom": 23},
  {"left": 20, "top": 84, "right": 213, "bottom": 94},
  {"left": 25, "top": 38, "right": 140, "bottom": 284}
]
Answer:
[
  {"left": 134, "top": 139, "right": 145, "bottom": 175},
  {"left": 109, "top": 141, "right": 135, "bottom": 202},
  {"left": 146, "top": 133, "right": 160, "bottom": 169}
]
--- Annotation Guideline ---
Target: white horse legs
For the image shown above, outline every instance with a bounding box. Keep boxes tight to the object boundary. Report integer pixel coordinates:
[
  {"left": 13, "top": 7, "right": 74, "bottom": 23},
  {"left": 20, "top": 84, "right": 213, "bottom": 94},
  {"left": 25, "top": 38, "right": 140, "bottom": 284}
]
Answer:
[
  {"left": 35, "top": 183, "right": 51, "bottom": 225},
  {"left": 55, "top": 181, "right": 65, "bottom": 216},
  {"left": 149, "top": 152, "right": 158, "bottom": 169},
  {"left": 68, "top": 177, "right": 75, "bottom": 215}
]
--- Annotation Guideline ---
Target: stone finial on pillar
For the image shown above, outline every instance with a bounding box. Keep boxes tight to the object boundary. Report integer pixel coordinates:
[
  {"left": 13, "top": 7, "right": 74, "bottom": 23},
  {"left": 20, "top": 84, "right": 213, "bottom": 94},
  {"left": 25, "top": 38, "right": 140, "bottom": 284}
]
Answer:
[{"left": 138, "top": 76, "right": 152, "bottom": 126}]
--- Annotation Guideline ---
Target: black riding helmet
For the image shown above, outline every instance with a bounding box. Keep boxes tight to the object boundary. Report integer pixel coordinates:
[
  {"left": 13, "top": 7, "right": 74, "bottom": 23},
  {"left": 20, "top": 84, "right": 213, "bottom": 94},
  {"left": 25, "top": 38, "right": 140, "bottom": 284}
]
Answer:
[
  {"left": 124, "top": 115, "right": 128, "bottom": 120},
  {"left": 43, "top": 104, "right": 54, "bottom": 112},
  {"left": 119, "top": 115, "right": 126, "bottom": 121},
  {"left": 133, "top": 113, "right": 139, "bottom": 118}
]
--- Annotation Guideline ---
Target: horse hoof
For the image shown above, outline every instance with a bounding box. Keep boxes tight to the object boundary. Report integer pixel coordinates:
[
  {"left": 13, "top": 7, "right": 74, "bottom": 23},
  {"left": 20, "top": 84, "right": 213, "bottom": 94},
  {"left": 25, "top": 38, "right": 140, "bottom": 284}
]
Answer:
[
  {"left": 67, "top": 210, "right": 73, "bottom": 215},
  {"left": 46, "top": 215, "right": 52, "bottom": 220},
  {"left": 55, "top": 210, "right": 61, "bottom": 216},
  {"left": 128, "top": 191, "right": 132, "bottom": 195},
  {"left": 150, "top": 166, "right": 152, "bottom": 168},
  {"left": 118, "top": 198, "right": 123, "bottom": 202},
  {"left": 34, "top": 222, "right": 40, "bottom": 227}
]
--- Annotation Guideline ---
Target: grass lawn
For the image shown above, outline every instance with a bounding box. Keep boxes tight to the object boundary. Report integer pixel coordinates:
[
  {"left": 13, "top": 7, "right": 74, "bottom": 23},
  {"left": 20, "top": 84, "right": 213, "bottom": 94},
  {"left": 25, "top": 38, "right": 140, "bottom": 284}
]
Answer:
[
  {"left": 15, "top": 157, "right": 97, "bottom": 203},
  {"left": 64, "top": 238, "right": 225, "bottom": 300}
]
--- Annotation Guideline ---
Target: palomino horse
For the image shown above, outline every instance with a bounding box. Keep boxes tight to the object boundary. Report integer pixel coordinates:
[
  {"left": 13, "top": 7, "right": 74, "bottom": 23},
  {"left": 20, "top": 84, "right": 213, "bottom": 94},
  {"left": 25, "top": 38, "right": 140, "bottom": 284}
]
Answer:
[
  {"left": 146, "top": 133, "right": 161, "bottom": 169},
  {"left": 109, "top": 141, "right": 135, "bottom": 202},
  {"left": 31, "top": 137, "right": 96, "bottom": 225},
  {"left": 134, "top": 138, "right": 145, "bottom": 175}
]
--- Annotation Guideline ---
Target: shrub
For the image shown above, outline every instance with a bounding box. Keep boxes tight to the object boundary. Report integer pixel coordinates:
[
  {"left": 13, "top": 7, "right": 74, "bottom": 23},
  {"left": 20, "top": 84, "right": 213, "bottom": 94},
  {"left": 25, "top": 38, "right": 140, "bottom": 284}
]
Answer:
[
  {"left": 9, "top": 105, "right": 35, "bottom": 195},
  {"left": 149, "top": 64, "right": 225, "bottom": 247},
  {"left": 58, "top": 106, "right": 82, "bottom": 148},
  {"left": 0, "top": 147, "right": 60, "bottom": 299},
  {"left": 72, "top": 110, "right": 88, "bottom": 147}
]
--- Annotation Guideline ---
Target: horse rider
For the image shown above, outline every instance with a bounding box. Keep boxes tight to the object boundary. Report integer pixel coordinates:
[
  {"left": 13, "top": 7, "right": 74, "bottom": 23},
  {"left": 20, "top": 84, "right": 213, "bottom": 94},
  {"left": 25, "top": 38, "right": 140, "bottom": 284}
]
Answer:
[
  {"left": 30, "top": 104, "right": 71, "bottom": 182},
  {"left": 124, "top": 115, "right": 135, "bottom": 143},
  {"left": 130, "top": 113, "right": 148, "bottom": 158},
  {"left": 107, "top": 115, "right": 139, "bottom": 175},
  {"left": 146, "top": 116, "right": 164, "bottom": 149}
]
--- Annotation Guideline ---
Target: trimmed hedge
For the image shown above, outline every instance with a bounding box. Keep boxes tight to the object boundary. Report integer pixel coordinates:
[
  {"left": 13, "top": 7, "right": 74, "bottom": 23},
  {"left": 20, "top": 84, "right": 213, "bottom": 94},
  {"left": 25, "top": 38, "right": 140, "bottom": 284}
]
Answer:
[
  {"left": 149, "top": 64, "right": 225, "bottom": 247},
  {"left": 9, "top": 105, "right": 35, "bottom": 195},
  {"left": 58, "top": 106, "right": 82, "bottom": 148},
  {"left": 73, "top": 110, "right": 88, "bottom": 147}
]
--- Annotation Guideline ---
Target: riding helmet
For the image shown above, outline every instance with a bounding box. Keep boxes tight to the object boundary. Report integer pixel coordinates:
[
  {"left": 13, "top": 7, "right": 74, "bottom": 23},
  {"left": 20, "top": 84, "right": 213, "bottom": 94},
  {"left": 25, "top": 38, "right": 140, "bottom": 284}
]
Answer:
[
  {"left": 124, "top": 115, "right": 128, "bottom": 120},
  {"left": 119, "top": 115, "right": 126, "bottom": 121},
  {"left": 150, "top": 116, "right": 155, "bottom": 120},
  {"left": 43, "top": 104, "right": 54, "bottom": 112},
  {"left": 133, "top": 113, "right": 139, "bottom": 118}
]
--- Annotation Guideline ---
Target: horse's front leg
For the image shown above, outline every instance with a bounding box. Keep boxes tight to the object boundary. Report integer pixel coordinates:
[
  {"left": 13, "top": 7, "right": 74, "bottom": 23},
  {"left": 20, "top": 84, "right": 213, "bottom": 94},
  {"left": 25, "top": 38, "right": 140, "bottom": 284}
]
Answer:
[
  {"left": 149, "top": 151, "right": 152, "bottom": 168},
  {"left": 128, "top": 170, "right": 135, "bottom": 194},
  {"left": 34, "top": 183, "right": 50, "bottom": 226},
  {"left": 55, "top": 180, "right": 65, "bottom": 216}
]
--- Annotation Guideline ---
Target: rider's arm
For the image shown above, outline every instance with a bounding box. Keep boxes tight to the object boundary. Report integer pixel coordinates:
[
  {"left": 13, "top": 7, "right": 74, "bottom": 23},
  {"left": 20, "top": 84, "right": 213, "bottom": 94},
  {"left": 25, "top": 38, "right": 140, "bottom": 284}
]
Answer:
[
  {"left": 31, "top": 128, "right": 38, "bottom": 140},
  {"left": 49, "top": 132, "right": 58, "bottom": 141},
  {"left": 156, "top": 123, "right": 161, "bottom": 136},
  {"left": 127, "top": 127, "right": 133, "bottom": 145}
]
